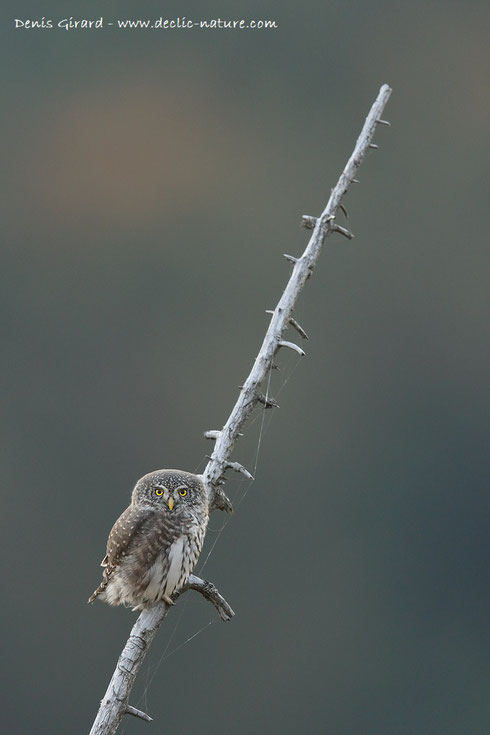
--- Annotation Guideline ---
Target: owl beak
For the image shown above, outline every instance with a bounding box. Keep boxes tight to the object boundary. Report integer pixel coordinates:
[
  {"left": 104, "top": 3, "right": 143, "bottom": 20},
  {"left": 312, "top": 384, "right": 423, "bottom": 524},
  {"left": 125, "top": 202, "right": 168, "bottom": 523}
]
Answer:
[{"left": 167, "top": 497, "right": 175, "bottom": 511}]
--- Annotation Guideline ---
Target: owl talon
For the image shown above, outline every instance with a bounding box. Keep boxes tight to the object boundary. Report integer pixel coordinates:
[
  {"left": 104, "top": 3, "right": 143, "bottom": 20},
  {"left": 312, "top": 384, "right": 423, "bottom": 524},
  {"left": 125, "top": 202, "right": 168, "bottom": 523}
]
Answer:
[{"left": 163, "top": 595, "right": 175, "bottom": 606}]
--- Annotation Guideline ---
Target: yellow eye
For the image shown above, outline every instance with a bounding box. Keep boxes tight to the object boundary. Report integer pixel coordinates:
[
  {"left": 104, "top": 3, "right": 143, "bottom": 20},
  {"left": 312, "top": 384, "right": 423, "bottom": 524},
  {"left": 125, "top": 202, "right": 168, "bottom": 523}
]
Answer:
[
  {"left": 179, "top": 489, "right": 187, "bottom": 497},
  {"left": 155, "top": 488, "right": 163, "bottom": 496}
]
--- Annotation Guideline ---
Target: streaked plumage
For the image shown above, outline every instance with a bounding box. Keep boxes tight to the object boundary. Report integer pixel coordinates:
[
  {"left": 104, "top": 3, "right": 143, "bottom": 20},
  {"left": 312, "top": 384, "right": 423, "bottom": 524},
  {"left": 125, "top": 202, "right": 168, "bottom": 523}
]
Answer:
[{"left": 88, "top": 469, "right": 209, "bottom": 610}]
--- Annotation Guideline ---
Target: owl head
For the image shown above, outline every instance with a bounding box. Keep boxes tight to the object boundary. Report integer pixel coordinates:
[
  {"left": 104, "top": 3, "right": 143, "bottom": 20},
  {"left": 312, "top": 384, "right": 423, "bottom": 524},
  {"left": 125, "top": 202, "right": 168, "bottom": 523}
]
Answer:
[{"left": 131, "top": 469, "right": 208, "bottom": 515}]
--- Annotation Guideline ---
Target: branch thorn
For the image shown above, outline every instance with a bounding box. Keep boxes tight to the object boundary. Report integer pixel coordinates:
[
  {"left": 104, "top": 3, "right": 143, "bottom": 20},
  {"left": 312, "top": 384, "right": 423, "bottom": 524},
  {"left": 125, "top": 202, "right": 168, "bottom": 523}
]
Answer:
[
  {"left": 288, "top": 316, "right": 309, "bottom": 340},
  {"left": 301, "top": 215, "right": 317, "bottom": 230},
  {"left": 278, "top": 340, "right": 305, "bottom": 356},
  {"left": 257, "top": 393, "right": 279, "bottom": 409},
  {"left": 267, "top": 311, "right": 308, "bottom": 339},
  {"left": 226, "top": 461, "right": 254, "bottom": 480},
  {"left": 126, "top": 705, "right": 153, "bottom": 723},
  {"left": 204, "top": 430, "right": 222, "bottom": 440},
  {"left": 331, "top": 224, "right": 354, "bottom": 239}
]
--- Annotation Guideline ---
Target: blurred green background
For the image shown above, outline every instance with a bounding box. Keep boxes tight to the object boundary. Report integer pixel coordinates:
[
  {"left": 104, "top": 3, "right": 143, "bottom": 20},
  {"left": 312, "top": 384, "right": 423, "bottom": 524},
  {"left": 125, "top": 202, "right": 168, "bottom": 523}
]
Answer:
[{"left": 2, "top": 1, "right": 489, "bottom": 733}]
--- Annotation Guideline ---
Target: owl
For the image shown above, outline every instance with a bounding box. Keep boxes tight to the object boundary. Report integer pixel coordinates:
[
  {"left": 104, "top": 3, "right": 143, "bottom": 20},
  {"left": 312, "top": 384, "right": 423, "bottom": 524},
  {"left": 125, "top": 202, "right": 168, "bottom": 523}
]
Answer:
[{"left": 88, "top": 469, "right": 209, "bottom": 610}]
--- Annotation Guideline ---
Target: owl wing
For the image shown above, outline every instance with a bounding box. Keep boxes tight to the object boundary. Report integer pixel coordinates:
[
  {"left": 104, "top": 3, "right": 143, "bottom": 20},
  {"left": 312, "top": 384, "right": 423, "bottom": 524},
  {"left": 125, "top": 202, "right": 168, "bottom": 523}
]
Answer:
[
  {"left": 88, "top": 505, "right": 158, "bottom": 603},
  {"left": 104, "top": 504, "right": 156, "bottom": 570},
  {"left": 89, "top": 502, "right": 186, "bottom": 605}
]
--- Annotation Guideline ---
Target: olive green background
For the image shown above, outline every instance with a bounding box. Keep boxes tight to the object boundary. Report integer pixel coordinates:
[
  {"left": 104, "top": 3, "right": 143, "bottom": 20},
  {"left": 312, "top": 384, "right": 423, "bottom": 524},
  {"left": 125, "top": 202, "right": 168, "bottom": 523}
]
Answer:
[{"left": 2, "top": 1, "right": 489, "bottom": 733}]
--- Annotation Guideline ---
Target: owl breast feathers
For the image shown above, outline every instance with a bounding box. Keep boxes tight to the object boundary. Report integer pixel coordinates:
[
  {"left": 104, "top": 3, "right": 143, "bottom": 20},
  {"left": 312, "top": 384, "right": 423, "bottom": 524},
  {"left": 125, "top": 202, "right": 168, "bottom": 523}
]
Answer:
[{"left": 89, "top": 470, "right": 209, "bottom": 610}]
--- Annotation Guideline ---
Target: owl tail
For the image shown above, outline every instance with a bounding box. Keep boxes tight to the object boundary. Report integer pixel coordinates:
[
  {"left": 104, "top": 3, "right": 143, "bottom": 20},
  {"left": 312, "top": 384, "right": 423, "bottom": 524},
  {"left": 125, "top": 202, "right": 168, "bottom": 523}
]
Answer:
[
  {"left": 87, "top": 578, "right": 108, "bottom": 604},
  {"left": 87, "top": 555, "right": 111, "bottom": 603}
]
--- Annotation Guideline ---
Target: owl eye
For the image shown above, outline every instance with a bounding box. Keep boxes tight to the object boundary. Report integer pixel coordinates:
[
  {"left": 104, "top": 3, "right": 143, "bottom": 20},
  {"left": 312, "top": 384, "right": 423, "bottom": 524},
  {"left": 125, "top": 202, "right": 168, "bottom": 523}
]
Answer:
[
  {"left": 179, "top": 489, "right": 187, "bottom": 497},
  {"left": 155, "top": 488, "right": 163, "bottom": 496}
]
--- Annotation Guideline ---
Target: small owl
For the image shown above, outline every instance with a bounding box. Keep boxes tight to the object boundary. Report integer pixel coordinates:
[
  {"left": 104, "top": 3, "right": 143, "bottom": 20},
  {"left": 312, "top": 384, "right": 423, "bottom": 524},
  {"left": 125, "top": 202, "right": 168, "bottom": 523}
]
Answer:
[{"left": 88, "top": 469, "right": 209, "bottom": 610}]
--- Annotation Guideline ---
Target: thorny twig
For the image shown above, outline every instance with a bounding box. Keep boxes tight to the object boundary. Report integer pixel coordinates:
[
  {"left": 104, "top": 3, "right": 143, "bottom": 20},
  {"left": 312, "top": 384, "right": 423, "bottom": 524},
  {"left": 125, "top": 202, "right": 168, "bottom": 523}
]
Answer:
[{"left": 89, "top": 84, "right": 392, "bottom": 735}]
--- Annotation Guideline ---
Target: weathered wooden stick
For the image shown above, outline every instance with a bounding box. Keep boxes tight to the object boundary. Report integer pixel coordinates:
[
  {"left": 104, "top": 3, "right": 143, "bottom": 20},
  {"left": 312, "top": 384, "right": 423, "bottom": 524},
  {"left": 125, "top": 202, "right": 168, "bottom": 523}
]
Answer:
[
  {"left": 89, "top": 575, "right": 234, "bottom": 735},
  {"left": 202, "top": 84, "right": 392, "bottom": 512},
  {"left": 89, "top": 84, "right": 392, "bottom": 735}
]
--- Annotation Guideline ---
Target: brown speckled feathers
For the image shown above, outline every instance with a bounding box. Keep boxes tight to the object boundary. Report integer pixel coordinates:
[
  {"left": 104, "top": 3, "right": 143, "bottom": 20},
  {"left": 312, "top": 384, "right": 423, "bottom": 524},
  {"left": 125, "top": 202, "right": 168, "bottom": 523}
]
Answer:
[
  {"left": 88, "top": 469, "right": 209, "bottom": 609},
  {"left": 89, "top": 505, "right": 157, "bottom": 600}
]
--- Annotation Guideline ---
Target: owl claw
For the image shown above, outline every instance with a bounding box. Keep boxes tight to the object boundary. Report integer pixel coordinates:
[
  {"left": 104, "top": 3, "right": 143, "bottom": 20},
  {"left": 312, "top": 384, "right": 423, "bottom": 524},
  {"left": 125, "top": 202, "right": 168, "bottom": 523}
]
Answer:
[{"left": 163, "top": 595, "right": 175, "bottom": 606}]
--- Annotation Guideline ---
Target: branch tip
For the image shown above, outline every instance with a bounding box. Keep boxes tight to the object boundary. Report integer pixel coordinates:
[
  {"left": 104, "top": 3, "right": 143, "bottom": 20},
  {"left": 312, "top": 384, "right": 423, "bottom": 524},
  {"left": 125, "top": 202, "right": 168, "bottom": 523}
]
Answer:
[
  {"left": 376, "top": 118, "right": 391, "bottom": 126},
  {"left": 369, "top": 143, "right": 379, "bottom": 149},
  {"left": 283, "top": 253, "right": 298, "bottom": 264}
]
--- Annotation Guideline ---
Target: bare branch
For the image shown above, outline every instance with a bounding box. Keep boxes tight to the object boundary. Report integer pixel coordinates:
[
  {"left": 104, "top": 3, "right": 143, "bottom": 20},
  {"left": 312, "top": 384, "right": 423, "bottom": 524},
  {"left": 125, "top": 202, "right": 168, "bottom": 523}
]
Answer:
[
  {"left": 89, "top": 603, "right": 168, "bottom": 735},
  {"left": 89, "top": 84, "right": 392, "bottom": 735},
  {"left": 89, "top": 576, "right": 233, "bottom": 735},
  {"left": 203, "top": 84, "right": 392, "bottom": 510}
]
